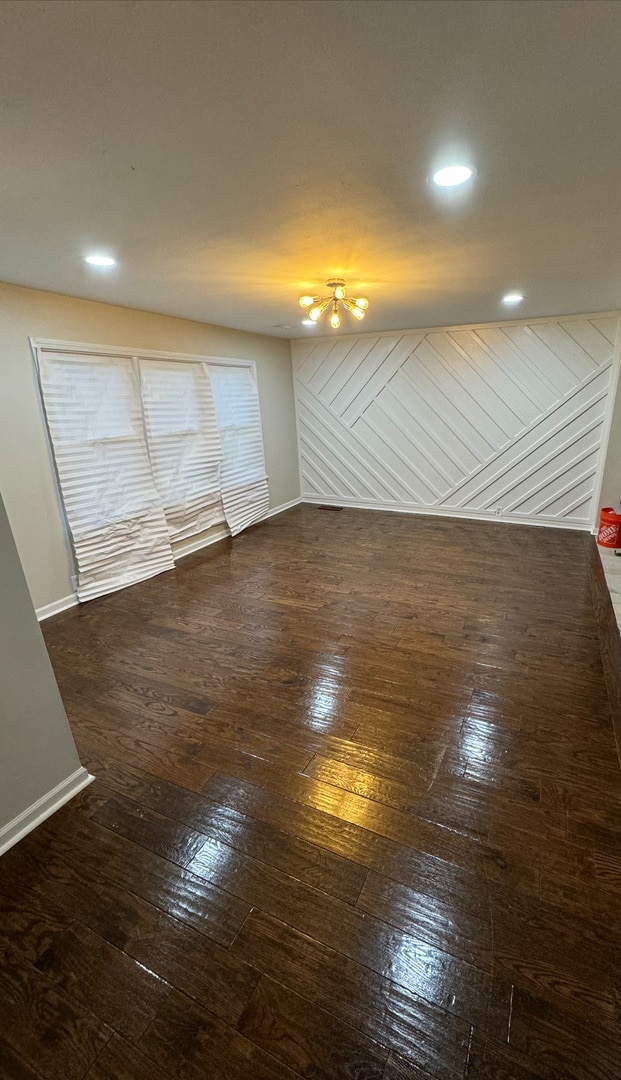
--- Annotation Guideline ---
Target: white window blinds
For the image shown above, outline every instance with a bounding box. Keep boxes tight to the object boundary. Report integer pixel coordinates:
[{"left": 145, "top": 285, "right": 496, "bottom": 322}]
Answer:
[
  {"left": 208, "top": 364, "right": 269, "bottom": 535},
  {"left": 35, "top": 343, "right": 270, "bottom": 602},
  {"left": 37, "top": 352, "right": 174, "bottom": 602},
  {"left": 139, "top": 360, "right": 225, "bottom": 541}
]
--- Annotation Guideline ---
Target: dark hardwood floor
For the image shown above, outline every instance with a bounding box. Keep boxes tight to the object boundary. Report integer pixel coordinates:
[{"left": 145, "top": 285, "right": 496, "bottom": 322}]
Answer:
[{"left": 2, "top": 505, "right": 621, "bottom": 1079}]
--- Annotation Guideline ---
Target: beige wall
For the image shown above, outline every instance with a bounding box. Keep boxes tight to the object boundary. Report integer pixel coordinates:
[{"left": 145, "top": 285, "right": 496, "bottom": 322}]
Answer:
[
  {"left": 0, "top": 282, "right": 299, "bottom": 611},
  {"left": 599, "top": 387, "right": 621, "bottom": 511},
  {"left": 595, "top": 316, "right": 621, "bottom": 514},
  {"left": 0, "top": 492, "right": 87, "bottom": 849}
]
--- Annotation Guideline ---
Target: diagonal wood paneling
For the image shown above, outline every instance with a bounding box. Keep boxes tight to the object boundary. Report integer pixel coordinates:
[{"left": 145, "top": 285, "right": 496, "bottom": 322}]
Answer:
[{"left": 292, "top": 315, "right": 620, "bottom": 528}]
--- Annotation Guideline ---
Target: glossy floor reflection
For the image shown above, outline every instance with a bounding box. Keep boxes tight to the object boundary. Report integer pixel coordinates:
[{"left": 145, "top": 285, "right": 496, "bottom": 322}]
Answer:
[{"left": 1, "top": 506, "right": 620, "bottom": 1079}]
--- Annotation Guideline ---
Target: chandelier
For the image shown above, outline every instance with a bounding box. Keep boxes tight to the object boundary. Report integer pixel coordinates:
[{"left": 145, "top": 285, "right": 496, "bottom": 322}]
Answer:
[{"left": 299, "top": 279, "right": 369, "bottom": 329}]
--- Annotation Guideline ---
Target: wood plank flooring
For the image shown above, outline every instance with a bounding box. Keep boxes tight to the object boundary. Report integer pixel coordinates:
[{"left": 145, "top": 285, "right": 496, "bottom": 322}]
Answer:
[{"left": 2, "top": 505, "right": 621, "bottom": 1079}]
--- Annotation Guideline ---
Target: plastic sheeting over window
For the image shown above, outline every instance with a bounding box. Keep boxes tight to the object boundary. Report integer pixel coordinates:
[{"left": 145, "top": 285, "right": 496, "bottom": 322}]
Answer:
[
  {"left": 140, "top": 360, "right": 225, "bottom": 541},
  {"left": 209, "top": 364, "right": 269, "bottom": 535},
  {"left": 37, "top": 352, "right": 175, "bottom": 601}
]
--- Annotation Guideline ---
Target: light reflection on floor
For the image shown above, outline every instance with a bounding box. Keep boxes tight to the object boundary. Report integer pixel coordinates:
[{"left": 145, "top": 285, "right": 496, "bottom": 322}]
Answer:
[{"left": 304, "top": 668, "right": 350, "bottom": 731}]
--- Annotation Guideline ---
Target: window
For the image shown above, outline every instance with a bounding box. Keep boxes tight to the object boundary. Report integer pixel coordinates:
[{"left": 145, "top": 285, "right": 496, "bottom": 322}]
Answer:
[
  {"left": 140, "top": 360, "right": 224, "bottom": 541},
  {"left": 209, "top": 363, "right": 269, "bottom": 535},
  {"left": 36, "top": 352, "right": 174, "bottom": 601},
  {"left": 33, "top": 342, "right": 269, "bottom": 601}
]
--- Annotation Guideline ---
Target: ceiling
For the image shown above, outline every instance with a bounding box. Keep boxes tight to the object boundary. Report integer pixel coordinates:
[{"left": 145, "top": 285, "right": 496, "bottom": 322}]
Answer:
[{"left": 1, "top": 0, "right": 621, "bottom": 339}]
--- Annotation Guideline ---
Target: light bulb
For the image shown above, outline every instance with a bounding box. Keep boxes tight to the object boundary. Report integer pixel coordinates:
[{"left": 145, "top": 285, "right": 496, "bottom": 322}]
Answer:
[
  {"left": 334, "top": 284, "right": 346, "bottom": 300},
  {"left": 330, "top": 305, "right": 341, "bottom": 329},
  {"left": 299, "top": 295, "right": 315, "bottom": 309},
  {"left": 354, "top": 297, "right": 369, "bottom": 309},
  {"left": 308, "top": 299, "right": 330, "bottom": 321},
  {"left": 343, "top": 298, "right": 366, "bottom": 321}
]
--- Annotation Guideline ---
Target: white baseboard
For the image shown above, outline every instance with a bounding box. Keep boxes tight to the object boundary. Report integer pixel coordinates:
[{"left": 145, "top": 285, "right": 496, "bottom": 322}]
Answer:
[
  {"left": 0, "top": 766, "right": 94, "bottom": 857},
  {"left": 36, "top": 592, "right": 78, "bottom": 622},
  {"left": 174, "top": 497, "right": 303, "bottom": 560},
  {"left": 302, "top": 495, "right": 592, "bottom": 532},
  {"left": 262, "top": 496, "right": 303, "bottom": 520}
]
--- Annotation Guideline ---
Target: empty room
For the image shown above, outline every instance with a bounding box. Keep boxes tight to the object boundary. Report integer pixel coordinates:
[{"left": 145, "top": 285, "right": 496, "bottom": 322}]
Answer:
[{"left": 2, "top": 1, "right": 621, "bottom": 1078}]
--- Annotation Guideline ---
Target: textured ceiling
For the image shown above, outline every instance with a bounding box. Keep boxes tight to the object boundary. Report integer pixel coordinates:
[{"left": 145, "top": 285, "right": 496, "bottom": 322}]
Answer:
[{"left": 1, "top": 0, "right": 621, "bottom": 338}]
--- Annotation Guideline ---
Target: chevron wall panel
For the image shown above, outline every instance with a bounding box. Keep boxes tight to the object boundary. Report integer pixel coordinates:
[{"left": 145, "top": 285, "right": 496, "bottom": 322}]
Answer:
[{"left": 292, "top": 314, "right": 620, "bottom": 529}]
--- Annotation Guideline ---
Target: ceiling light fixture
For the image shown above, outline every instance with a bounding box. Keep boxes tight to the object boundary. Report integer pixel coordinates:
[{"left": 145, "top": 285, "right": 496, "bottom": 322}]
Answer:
[
  {"left": 299, "top": 279, "right": 369, "bottom": 329},
  {"left": 502, "top": 292, "right": 525, "bottom": 304},
  {"left": 432, "top": 165, "right": 473, "bottom": 187},
  {"left": 84, "top": 254, "right": 117, "bottom": 267}
]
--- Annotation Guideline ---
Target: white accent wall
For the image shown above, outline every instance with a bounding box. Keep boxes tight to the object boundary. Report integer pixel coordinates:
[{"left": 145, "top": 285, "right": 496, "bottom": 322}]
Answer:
[{"left": 292, "top": 313, "right": 621, "bottom": 530}]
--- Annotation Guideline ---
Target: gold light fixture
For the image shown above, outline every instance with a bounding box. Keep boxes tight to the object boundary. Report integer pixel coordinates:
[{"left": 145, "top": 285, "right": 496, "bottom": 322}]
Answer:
[{"left": 299, "top": 279, "right": 369, "bottom": 328}]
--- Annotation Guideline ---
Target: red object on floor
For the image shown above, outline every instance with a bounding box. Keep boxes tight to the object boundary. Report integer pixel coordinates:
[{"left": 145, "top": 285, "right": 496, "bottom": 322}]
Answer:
[{"left": 597, "top": 506, "right": 621, "bottom": 547}]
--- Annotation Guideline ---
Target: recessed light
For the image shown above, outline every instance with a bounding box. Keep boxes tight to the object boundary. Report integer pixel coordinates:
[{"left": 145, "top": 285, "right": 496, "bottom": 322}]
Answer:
[
  {"left": 84, "top": 254, "right": 117, "bottom": 267},
  {"left": 302, "top": 319, "right": 316, "bottom": 327},
  {"left": 502, "top": 292, "right": 524, "bottom": 305},
  {"left": 432, "top": 165, "right": 473, "bottom": 187}
]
